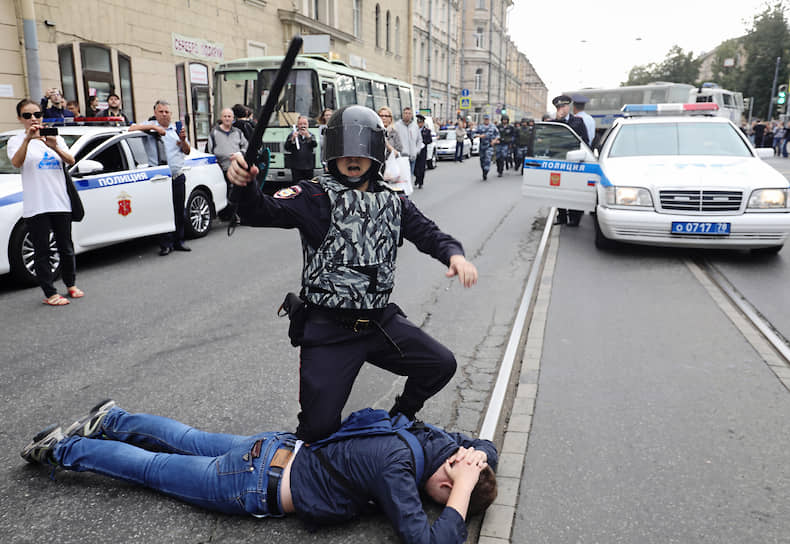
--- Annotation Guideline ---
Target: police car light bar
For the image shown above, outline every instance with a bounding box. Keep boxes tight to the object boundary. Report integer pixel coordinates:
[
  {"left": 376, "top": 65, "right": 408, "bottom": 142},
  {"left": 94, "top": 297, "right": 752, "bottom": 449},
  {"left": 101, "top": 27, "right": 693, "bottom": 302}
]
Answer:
[
  {"left": 42, "top": 116, "right": 127, "bottom": 125},
  {"left": 621, "top": 103, "right": 719, "bottom": 114}
]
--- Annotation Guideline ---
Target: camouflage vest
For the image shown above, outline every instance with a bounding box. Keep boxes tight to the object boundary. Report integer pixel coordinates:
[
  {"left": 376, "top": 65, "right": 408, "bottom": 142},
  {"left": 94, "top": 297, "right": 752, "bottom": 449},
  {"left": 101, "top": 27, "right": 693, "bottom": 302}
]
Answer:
[{"left": 301, "top": 175, "right": 402, "bottom": 310}]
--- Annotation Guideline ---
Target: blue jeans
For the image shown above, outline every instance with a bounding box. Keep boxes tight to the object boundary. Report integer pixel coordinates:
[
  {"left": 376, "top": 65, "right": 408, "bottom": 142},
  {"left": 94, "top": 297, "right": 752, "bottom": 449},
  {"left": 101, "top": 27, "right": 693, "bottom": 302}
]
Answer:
[
  {"left": 455, "top": 141, "right": 464, "bottom": 161},
  {"left": 53, "top": 408, "right": 296, "bottom": 516}
]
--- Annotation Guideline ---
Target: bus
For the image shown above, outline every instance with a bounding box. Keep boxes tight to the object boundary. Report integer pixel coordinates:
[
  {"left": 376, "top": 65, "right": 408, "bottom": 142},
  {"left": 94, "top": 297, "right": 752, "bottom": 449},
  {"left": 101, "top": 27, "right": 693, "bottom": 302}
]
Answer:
[
  {"left": 564, "top": 82, "right": 744, "bottom": 140},
  {"left": 214, "top": 55, "right": 415, "bottom": 187}
]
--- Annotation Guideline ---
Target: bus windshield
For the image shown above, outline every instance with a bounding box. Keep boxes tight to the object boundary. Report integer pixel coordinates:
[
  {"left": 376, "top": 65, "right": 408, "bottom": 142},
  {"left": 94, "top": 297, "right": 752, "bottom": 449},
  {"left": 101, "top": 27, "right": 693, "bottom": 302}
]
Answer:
[
  {"left": 259, "top": 69, "right": 320, "bottom": 126},
  {"left": 217, "top": 70, "right": 257, "bottom": 117}
]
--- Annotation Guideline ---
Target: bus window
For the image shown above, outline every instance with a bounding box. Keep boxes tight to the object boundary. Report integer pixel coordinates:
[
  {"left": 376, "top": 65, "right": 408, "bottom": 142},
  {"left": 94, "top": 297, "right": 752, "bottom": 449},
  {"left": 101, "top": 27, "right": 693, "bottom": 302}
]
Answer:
[
  {"left": 258, "top": 68, "right": 319, "bottom": 123},
  {"left": 356, "top": 79, "right": 374, "bottom": 109},
  {"left": 372, "top": 81, "right": 388, "bottom": 111},
  {"left": 387, "top": 83, "right": 402, "bottom": 119},
  {"left": 217, "top": 70, "right": 256, "bottom": 114},
  {"left": 336, "top": 74, "right": 356, "bottom": 107},
  {"left": 722, "top": 93, "right": 733, "bottom": 106},
  {"left": 646, "top": 88, "right": 667, "bottom": 103},
  {"left": 399, "top": 87, "right": 413, "bottom": 111},
  {"left": 322, "top": 80, "right": 336, "bottom": 111}
]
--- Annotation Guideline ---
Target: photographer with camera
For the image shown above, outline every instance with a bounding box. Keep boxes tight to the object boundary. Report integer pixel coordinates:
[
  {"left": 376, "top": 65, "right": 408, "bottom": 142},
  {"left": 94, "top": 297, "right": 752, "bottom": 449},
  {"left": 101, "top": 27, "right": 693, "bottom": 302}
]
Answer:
[
  {"left": 7, "top": 99, "right": 83, "bottom": 306},
  {"left": 40, "top": 89, "right": 74, "bottom": 121}
]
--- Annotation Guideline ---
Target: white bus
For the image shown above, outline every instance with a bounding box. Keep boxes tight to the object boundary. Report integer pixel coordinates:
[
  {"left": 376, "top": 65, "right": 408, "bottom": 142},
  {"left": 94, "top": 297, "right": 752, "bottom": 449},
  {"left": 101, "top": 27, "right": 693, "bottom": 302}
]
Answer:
[
  {"left": 214, "top": 55, "right": 415, "bottom": 188},
  {"left": 564, "top": 82, "right": 744, "bottom": 139}
]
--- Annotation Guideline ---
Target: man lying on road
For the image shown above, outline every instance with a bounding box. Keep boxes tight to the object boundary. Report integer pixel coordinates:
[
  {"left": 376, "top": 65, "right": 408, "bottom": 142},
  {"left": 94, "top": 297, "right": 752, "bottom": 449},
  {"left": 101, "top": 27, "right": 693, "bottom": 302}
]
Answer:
[{"left": 22, "top": 400, "right": 498, "bottom": 544}]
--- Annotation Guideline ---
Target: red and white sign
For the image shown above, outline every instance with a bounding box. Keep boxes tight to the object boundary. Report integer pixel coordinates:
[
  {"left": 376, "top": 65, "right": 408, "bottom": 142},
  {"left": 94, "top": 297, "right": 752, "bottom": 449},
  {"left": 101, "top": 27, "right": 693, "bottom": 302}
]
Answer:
[{"left": 172, "top": 33, "right": 224, "bottom": 62}]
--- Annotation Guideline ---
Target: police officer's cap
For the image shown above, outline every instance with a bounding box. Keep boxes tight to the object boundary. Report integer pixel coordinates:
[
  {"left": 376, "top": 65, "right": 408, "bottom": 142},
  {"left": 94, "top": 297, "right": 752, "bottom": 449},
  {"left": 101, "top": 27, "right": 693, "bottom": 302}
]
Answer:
[
  {"left": 416, "top": 113, "right": 426, "bottom": 121},
  {"left": 571, "top": 94, "right": 589, "bottom": 104},
  {"left": 324, "top": 105, "right": 386, "bottom": 166},
  {"left": 483, "top": 113, "right": 490, "bottom": 119},
  {"left": 552, "top": 95, "right": 572, "bottom": 107}
]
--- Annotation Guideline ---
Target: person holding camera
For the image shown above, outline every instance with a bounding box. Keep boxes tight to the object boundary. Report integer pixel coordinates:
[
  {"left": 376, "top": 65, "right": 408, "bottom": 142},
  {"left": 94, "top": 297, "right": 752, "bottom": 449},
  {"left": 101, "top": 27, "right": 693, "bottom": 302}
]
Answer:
[
  {"left": 7, "top": 99, "right": 82, "bottom": 306},
  {"left": 40, "top": 89, "right": 74, "bottom": 120},
  {"left": 129, "top": 100, "right": 191, "bottom": 255},
  {"left": 284, "top": 115, "right": 317, "bottom": 184}
]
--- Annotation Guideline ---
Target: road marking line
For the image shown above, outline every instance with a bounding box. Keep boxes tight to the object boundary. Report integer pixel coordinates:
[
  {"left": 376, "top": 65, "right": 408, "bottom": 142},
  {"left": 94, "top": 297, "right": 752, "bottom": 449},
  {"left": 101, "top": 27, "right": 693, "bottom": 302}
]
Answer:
[
  {"left": 479, "top": 215, "right": 560, "bottom": 543},
  {"left": 685, "top": 258, "right": 790, "bottom": 392}
]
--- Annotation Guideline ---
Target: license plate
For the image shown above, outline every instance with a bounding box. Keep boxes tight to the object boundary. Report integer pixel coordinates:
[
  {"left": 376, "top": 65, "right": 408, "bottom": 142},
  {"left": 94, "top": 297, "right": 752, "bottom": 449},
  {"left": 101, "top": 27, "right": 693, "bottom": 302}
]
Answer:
[{"left": 671, "top": 222, "right": 731, "bottom": 235}]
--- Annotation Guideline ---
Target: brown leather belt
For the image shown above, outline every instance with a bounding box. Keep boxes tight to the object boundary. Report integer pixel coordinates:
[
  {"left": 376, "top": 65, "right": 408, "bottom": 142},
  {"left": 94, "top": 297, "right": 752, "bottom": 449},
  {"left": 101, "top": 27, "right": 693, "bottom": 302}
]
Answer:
[{"left": 266, "top": 443, "right": 295, "bottom": 515}]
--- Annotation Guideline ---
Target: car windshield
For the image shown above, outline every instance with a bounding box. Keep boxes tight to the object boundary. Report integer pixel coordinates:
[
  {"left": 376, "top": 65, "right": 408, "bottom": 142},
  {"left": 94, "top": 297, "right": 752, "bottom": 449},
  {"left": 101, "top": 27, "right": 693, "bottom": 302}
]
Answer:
[
  {"left": 437, "top": 131, "right": 451, "bottom": 140},
  {"left": 0, "top": 134, "right": 82, "bottom": 174},
  {"left": 608, "top": 122, "right": 752, "bottom": 158}
]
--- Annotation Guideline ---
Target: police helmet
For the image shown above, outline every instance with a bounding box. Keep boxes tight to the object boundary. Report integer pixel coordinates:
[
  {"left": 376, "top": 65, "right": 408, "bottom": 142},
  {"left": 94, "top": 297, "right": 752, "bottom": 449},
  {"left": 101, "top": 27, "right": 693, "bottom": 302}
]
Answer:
[{"left": 323, "top": 105, "right": 386, "bottom": 167}]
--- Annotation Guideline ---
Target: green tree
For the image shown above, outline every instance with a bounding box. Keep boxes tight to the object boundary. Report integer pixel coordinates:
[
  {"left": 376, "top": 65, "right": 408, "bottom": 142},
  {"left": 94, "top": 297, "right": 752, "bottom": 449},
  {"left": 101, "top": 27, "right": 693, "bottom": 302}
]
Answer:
[
  {"left": 739, "top": 2, "right": 790, "bottom": 119},
  {"left": 623, "top": 46, "right": 700, "bottom": 86}
]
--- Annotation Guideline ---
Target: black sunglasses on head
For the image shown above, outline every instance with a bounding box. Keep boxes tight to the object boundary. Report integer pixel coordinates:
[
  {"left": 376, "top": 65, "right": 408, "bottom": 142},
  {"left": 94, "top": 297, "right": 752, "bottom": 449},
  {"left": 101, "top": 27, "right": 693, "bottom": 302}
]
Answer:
[{"left": 22, "top": 111, "right": 43, "bottom": 119}]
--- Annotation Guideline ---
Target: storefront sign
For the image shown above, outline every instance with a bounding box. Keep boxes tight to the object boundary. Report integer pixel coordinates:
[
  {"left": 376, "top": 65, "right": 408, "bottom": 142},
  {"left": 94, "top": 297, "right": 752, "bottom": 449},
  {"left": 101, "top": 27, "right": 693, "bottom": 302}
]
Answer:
[{"left": 172, "top": 33, "right": 224, "bottom": 62}]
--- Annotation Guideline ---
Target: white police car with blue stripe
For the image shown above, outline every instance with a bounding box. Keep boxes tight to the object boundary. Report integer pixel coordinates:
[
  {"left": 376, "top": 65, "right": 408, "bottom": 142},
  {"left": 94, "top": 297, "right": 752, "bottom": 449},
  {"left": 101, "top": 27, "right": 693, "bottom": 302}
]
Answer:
[
  {"left": 0, "top": 126, "right": 227, "bottom": 284},
  {"left": 522, "top": 103, "right": 790, "bottom": 253}
]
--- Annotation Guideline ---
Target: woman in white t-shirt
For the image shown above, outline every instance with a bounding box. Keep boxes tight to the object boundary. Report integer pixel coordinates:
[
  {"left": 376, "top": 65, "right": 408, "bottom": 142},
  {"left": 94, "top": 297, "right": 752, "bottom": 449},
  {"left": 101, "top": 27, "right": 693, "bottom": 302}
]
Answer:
[{"left": 8, "top": 99, "right": 82, "bottom": 306}]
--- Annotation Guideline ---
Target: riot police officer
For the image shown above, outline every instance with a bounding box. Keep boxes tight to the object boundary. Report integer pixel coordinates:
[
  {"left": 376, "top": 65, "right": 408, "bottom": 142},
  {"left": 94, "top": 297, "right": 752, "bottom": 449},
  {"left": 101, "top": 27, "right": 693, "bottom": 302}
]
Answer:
[
  {"left": 226, "top": 105, "right": 478, "bottom": 443},
  {"left": 495, "top": 115, "right": 515, "bottom": 177},
  {"left": 474, "top": 113, "right": 499, "bottom": 180},
  {"left": 552, "top": 95, "right": 588, "bottom": 226}
]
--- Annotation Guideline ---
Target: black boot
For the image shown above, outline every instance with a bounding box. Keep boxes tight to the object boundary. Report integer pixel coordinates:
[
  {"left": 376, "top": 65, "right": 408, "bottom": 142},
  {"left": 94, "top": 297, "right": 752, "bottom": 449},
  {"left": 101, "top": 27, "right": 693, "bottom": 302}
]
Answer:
[{"left": 389, "top": 395, "right": 417, "bottom": 420}]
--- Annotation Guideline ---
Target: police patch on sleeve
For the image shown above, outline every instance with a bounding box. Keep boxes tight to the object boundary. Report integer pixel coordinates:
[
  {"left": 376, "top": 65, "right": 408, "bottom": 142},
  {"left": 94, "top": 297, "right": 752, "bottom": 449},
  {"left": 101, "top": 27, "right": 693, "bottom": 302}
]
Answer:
[{"left": 273, "top": 185, "right": 303, "bottom": 199}]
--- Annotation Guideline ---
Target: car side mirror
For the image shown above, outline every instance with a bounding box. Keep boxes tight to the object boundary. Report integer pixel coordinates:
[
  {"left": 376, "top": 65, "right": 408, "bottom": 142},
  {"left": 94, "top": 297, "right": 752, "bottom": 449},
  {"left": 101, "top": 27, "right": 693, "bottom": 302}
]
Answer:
[
  {"left": 755, "top": 148, "right": 774, "bottom": 159},
  {"left": 72, "top": 159, "right": 104, "bottom": 177},
  {"left": 566, "top": 149, "right": 589, "bottom": 162}
]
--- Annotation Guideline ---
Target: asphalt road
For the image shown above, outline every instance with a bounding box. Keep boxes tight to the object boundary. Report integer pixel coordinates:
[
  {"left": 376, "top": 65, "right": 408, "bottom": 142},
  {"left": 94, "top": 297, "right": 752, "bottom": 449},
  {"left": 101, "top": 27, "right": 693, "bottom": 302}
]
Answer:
[
  {"left": 513, "top": 217, "right": 790, "bottom": 543},
  {"left": 0, "top": 158, "right": 540, "bottom": 543}
]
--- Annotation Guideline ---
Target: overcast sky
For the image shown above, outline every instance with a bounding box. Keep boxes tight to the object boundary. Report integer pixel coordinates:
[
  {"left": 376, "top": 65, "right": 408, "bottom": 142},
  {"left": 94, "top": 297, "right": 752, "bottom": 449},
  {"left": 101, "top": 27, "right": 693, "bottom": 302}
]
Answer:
[{"left": 507, "top": 0, "right": 774, "bottom": 112}]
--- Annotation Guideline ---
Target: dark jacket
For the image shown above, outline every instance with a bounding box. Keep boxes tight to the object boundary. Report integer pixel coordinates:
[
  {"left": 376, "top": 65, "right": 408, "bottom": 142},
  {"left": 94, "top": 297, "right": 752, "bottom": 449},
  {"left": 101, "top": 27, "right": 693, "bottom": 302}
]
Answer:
[
  {"left": 235, "top": 178, "right": 464, "bottom": 265},
  {"left": 233, "top": 119, "right": 255, "bottom": 141},
  {"left": 40, "top": 99, "right": 74, "bottom": 120},
  {"left": 284, "top": 132, "right": 317, "bottom": 170},
  {"left": 558, "top": 114, "right": 590, "bottom": 146},
  {"left": 97, "top": 108, "right": 130, "bottom": 124},
  {"left": 290, "top": 423, "right": 498, "bottom": 543}
]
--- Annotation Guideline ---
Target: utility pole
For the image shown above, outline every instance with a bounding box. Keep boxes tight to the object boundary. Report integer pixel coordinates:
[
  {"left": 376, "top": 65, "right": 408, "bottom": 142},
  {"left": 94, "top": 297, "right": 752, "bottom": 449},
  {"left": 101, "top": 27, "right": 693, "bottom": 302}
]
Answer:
[
  {"left": 767, "top": 56, "right": 780, "bottom": 121},
  {"left": 427, "top": 0, "right": 433, "bottom": 115}
]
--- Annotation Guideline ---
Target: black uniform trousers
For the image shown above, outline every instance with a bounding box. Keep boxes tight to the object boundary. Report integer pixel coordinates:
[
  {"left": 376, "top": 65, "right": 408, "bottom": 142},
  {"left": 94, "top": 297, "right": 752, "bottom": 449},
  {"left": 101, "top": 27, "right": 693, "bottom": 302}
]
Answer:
[
  {"left": 296, "top": 303, "right": 456, "bottom": 443},
  {"left": 161, "top": 174, "right": 186, "bottom": 249}
]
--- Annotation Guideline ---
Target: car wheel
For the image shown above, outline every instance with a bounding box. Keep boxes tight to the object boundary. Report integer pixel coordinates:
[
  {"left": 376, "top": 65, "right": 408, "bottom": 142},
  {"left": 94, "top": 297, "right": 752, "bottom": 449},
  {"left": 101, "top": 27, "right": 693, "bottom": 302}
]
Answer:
[
  {"left": 185, "top": 189, "right": 212, "bottom": 238},
  {"left": 593, "top": 213, "right": 616, "bottom": 250},
  {"left": 9, "top": 221, "right": 61, "bottom": 286},
  {"left": 751, "top": 245, "right": 783, "bottom": 256},
  {"left": 428, "top": 151, "right": 437, "bottom": 170}
]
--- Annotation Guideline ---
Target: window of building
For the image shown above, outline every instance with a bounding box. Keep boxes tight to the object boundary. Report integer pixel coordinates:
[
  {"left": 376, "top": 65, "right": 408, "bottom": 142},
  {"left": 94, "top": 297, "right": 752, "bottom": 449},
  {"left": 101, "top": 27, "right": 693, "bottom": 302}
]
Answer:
[
  {"left": 475, "top": 68, "right": 483, "bottom": 90},
  {"left": 353, "top": 0, "right": 361, "bottom": 38},
  {"left": 386, "top": 11, "right": 391, "bottom": 52},
  {"left": 375, "top": 4, "right": 381, "bottom": 48},
  {"left": 477, "top": 0, "right": 486, "bottom": 8},
  {"left": 80, "top": 44, "right": 114, "bottom": 109},
  {"left": 395, "top": 17, "right": 400, "bottom": 55},
  {"left": 475, "top": 27, "right": 484, "bottom": 49},
  {"left": 313, "top": 0, "right": 320, "bottom": 20},
  {"left": 118, "top": 53, "right": 135, "bottom": 122},
  {"left": 58, "top": 45, "right": 77, "bottom": 102},
  {"left": 420, "top": 41, "right": 426, "bottom": 74}
]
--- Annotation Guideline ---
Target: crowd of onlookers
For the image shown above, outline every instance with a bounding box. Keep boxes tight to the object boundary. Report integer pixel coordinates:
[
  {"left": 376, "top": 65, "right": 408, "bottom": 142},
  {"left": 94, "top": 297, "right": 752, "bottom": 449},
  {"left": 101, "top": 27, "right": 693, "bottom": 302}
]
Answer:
[{"left": 741, "top": 118, "right": 790, "bottom": 157}]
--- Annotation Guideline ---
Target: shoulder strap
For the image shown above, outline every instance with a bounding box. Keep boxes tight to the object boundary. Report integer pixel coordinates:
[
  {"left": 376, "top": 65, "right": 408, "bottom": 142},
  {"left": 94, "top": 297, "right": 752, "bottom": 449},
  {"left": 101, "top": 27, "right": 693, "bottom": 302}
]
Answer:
[{"left": 396, "top": 428, "right": 425, "bottom": 483}]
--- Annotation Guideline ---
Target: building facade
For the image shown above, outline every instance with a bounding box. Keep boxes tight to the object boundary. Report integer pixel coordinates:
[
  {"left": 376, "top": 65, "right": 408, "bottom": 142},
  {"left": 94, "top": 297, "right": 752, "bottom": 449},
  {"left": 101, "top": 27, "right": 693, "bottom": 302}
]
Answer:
[
  {"left": 2, "top": 0, "right": 410, "bottom": 139},
  {"left": 3, "top": 0, "right": 544, "bottom": 137}
]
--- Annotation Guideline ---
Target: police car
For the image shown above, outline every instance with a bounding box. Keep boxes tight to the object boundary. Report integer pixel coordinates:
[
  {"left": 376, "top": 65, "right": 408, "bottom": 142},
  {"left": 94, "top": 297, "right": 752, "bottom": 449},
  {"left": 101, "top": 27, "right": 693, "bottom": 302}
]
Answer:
[
  {"left": 522, "top": 103, "right": 790, "bottom": 254},
  {"left": 0, "top": 123, "right": 227, "bottom": 284},
  {"left": 435, "top": 130, "right": 472, "bottom": 161}
]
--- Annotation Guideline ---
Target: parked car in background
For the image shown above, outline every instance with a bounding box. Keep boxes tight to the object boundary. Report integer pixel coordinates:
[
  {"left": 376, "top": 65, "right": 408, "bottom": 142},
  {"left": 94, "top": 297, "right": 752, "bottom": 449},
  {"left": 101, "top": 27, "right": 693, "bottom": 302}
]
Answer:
[
  {"left": 435, "top": 130, "right": 471, "bottom": 160},
  {"left": 0, "top": 125, "right": 227, "bottom": 284}
]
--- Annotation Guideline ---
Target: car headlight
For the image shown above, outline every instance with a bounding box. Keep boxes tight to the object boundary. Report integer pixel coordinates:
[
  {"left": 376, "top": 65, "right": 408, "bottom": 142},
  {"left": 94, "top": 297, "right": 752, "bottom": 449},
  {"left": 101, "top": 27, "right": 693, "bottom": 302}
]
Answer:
[
  {"left": 604, "top": 186, "right": 653, "bottom": 207},
  {"left": 747, "top": 188, "right": 788, "bottom": 209}
]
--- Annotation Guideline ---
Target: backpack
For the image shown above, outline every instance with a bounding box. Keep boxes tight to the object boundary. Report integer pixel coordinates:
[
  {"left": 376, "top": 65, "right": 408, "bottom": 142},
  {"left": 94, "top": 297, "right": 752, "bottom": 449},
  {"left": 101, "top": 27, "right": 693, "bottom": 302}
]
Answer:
[{"left": 308, "top": 408, "right": 426, "bottom": 484}]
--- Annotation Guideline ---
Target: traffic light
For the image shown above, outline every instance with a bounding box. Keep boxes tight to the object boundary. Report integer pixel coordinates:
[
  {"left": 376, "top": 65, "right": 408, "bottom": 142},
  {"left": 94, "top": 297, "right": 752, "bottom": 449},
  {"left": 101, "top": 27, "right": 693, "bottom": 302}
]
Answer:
[{"left": 778, "top": 84, "right": 787, "bottom": 105}]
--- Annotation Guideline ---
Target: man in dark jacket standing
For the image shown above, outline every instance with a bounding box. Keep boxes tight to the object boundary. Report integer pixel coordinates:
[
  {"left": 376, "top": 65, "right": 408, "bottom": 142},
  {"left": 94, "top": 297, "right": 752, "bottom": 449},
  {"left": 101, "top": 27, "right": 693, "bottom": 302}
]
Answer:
[
  {"left": 284, "top": 115, "right": 317, "bottom": 183},
  {"left": 552, "top": 95, "right": 589, "bottom": 226},
  {"left": 413, "top": 113, "right": 433, "bottom": 188},
  {"left": 23, "top": 401, "right": 498, "bottom": 544}
]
